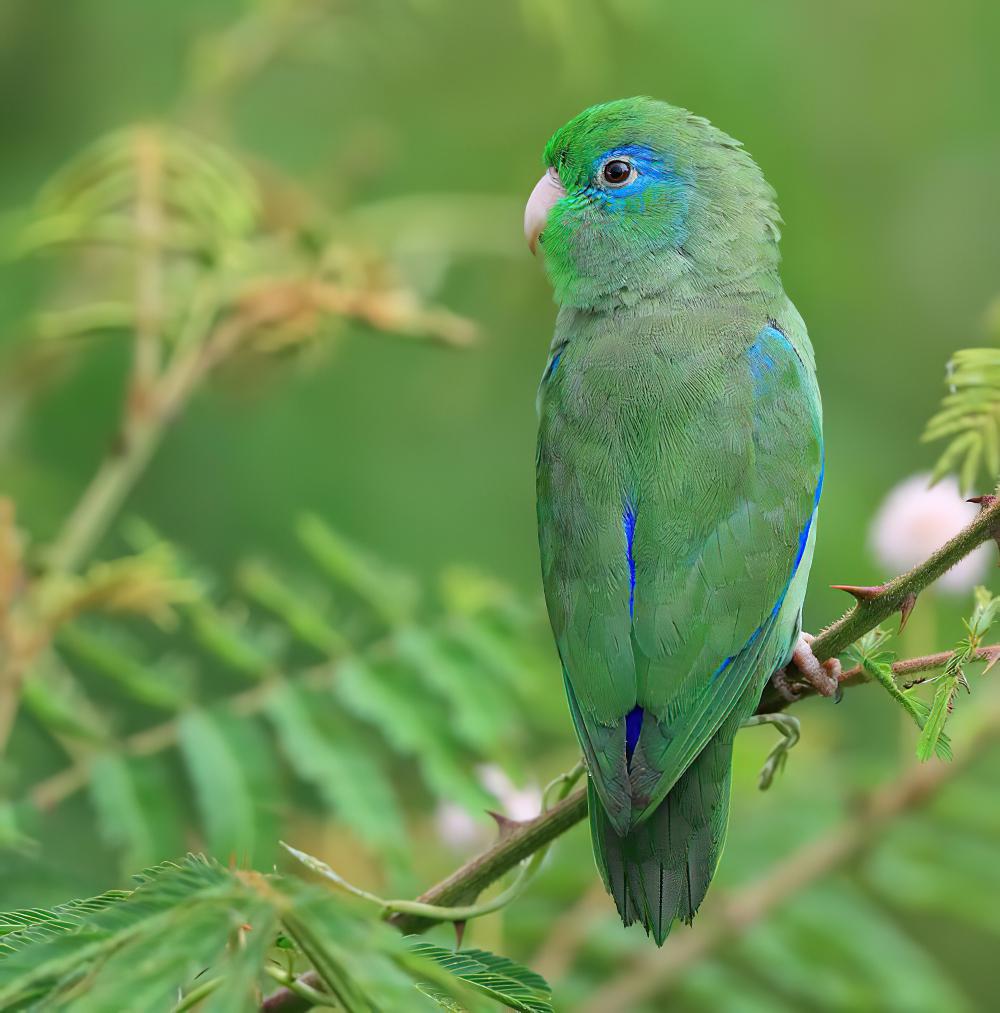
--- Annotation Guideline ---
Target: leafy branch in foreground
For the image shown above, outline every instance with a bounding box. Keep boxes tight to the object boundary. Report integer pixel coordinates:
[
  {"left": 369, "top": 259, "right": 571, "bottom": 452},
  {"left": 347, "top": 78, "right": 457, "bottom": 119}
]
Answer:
[{"left": 0, "top": 855, "right": 553, "bottom": 1012}]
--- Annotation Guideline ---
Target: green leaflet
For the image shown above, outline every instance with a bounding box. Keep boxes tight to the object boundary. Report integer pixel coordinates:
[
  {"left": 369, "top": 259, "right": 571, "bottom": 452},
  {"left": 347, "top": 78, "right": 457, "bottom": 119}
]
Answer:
[
  {"left": 20, "top": 657, "right": 109, "bottom": 744},
  {"left": 923, "top": 347, "right": 1000, "bottom": 492},
  {"left": 237, "top": 560, "right": 348, "bottom": 656},
  {"left": 914, "top": 589, "right": 997, "bottom": 762},
  {"left": 297, "top": 514, "right": 420, "bottom": 625},
  {"left": 263, "top": 683, "right": 407, "bottom": 868},
  {"left": 406, "top": 940, "right": 553, "bottom": 1013},
  {"left": 916, "top": 681, "right": 956, "bottom": 762},
  {"left": 59, "top": 622, "right": 191, "bottom": 711},
  {"left": 335, "top": 657, "right": 495, "bottom": 811},
  {"left": 178, "top": 709, "right": 280, "bottom": 864},
  {"left": 88, "top": 754, "right": 184, "bottom": 874},
  {"left": 450, "top": 615, "right": 539, "bottom": 696},
  {"left": 395, "top": 626, "right": 518, "bottom": 752},
  {"left": 185, "top": 599, "right": 277, "bottom": 680},
  {"left": 852, "top": 637, "right": 952, "bottom": 761},
  {"left": 0, "top": 890, "right": 130, "bottom": 945}
]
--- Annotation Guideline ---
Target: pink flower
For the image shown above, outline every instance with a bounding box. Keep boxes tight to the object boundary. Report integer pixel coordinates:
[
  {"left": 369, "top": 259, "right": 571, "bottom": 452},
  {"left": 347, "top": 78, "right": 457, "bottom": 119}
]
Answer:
[
  {"left": 434, "top": 765, "right": 541, "bottom": 851},
  {"left": 869, "top": 473, "right": 991, "bottom": 594}
]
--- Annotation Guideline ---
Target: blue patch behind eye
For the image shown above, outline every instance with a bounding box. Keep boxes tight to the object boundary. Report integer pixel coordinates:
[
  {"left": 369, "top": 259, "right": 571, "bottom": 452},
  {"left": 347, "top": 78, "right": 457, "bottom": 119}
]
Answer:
[
  {"left": 625, "top": 705, "right": 644, "bottom": 761},
  {"left": 590, "top": 144, "right": 678, "bottom": 197},
  {"left": 622, "top": 499, "right": 637, "bottom": 619},
  {"left": 587, "top": 145, "right": 688, "bottom": 211},
  {"left": 582, "top": 143, "right": 692, "bottom": 252}
]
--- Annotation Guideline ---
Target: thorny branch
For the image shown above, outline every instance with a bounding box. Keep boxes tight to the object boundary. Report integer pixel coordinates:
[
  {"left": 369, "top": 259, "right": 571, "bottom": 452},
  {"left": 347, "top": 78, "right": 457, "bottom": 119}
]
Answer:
[
  {"left": 757, "top": 492, "right": 1000, "bottom": 711},
  {"left": 261, "top": 494, "right": 1000, "bottom": 1010}
]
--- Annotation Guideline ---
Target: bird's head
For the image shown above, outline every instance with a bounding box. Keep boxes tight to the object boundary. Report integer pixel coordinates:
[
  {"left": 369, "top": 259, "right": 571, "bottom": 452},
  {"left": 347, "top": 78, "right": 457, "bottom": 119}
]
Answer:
[{"left": 524, "top": 97, "right": 783, "bottom": 309}]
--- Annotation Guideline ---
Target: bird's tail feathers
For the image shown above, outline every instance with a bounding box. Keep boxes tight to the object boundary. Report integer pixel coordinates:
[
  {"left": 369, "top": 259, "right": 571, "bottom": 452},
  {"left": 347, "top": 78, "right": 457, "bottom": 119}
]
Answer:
[{"left": 589, "top": 728, "right": 734, "bottom": 945}]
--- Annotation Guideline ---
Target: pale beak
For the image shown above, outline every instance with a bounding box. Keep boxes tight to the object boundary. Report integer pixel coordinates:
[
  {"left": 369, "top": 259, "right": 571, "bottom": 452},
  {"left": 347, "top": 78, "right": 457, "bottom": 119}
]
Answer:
[{"left": 524, "top": 168, "right": 566, "bottom": 255}]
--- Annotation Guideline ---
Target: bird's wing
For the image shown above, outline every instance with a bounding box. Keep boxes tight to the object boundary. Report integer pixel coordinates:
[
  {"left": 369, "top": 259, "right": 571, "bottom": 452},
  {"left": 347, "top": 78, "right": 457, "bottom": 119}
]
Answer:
[{"left": 537, "top": 311, "right": 822, "bottom": 832}]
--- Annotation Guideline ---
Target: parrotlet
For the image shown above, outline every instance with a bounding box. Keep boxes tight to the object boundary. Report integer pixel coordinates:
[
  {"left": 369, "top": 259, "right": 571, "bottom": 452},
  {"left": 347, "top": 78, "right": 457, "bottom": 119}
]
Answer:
[{"left": 525, "top": 97, "right": 836, "bottom": 944}]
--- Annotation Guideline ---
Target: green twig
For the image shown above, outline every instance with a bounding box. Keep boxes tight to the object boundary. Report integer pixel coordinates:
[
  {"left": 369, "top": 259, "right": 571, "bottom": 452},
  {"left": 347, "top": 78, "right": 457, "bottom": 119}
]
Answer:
[
  {"left": 285, "top": 762, "right": 587, "bottom": 929},
  {"left": 172, "top": 975, "right": 225, "bottom": 1012},
  {"left": 263, "top": 966, "right": 335, "bottom": 1008}
]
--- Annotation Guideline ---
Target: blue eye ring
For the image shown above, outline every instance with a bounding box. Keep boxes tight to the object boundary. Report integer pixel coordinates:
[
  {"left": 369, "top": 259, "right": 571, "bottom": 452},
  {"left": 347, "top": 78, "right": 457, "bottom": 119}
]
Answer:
[{"left": 601, "top": 157, "right": 637, "bottom": 188}]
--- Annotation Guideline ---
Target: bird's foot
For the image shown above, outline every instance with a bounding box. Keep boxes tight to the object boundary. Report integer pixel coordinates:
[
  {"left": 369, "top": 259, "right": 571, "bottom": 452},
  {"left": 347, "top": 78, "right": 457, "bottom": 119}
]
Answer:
[
  {"left": 741, "top": 712, "right": 801, "bottom": 790},
  {"left": 782, "top": 632, "right": 842, "bottom": 700},
  {"left": 771, "top": 668, "right": 802, "bottom": 703}
]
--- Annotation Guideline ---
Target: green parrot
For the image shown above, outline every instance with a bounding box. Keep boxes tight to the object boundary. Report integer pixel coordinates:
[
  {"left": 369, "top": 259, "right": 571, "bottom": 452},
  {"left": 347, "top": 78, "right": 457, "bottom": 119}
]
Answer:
[{"left": 525, "top": 97, "right": 838, "bottom": 944}]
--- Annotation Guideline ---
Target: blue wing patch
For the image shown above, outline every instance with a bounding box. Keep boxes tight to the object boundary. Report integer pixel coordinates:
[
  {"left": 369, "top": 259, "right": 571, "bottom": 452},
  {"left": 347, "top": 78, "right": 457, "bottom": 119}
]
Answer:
[
  {"left": 622, "top": 498, "right": 637, "bottom": 619},
  {"left": 747, "top": 321, "right": 825, "bottom": 596}
]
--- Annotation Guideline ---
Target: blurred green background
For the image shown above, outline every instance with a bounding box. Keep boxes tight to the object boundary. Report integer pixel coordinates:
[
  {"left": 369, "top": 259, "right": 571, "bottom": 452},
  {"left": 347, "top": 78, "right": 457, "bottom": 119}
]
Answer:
[
  {"left": 4, "top": 0, "right": 999, "bottom": 601},
  {"left": 2, "top": 2, "right": 999, "bottom": 1010}
]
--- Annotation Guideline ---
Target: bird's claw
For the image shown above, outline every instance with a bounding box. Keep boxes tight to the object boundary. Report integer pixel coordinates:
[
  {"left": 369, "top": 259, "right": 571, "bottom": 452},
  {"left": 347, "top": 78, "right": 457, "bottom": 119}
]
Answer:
[{"left": 783, "top": 632, "right": 841, "bottom": 699}]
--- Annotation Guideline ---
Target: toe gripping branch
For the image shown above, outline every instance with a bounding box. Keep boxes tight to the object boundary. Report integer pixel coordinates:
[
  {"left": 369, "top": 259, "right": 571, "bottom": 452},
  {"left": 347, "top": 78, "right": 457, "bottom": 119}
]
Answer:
[{"left": 773, "top": 632, "right": 843, "bottom": 704}]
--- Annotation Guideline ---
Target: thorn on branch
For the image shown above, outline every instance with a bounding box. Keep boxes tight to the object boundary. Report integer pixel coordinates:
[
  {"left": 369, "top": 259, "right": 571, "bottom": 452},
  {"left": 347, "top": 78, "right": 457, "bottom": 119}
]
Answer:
[
  {"left": 898, "top": 592, "right": 918, "bottom": 632},
  {"left": 830, "top": 584, "right": 883, "bottom": 602},
  {"left": 453, "top": 920, "right": 466, "bottom": 949},
  {"left": 967, "top": 495, "right": 1000, "bottom": 559},
  {"left": 486, "top": 810, "right": 525, "bottom": 841}
]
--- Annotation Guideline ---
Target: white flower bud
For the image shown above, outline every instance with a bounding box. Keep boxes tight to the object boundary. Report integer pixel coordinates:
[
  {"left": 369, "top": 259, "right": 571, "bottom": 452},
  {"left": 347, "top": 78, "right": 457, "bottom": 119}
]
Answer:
[{"left": 869, "top": 473, "right": 991, "bottom": 594}]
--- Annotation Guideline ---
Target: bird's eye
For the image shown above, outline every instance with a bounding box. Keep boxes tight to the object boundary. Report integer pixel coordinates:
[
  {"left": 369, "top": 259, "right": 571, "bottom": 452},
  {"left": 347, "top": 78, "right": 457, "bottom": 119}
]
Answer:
[{"left": 601, "top": 159, "right": 635, "bottom": 187}]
